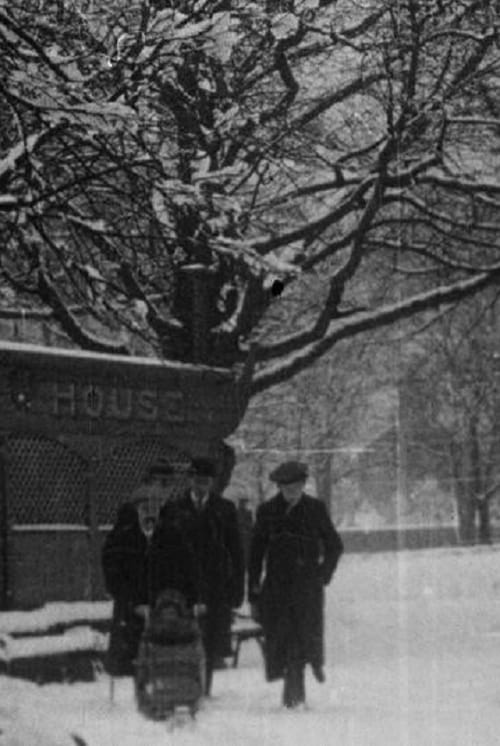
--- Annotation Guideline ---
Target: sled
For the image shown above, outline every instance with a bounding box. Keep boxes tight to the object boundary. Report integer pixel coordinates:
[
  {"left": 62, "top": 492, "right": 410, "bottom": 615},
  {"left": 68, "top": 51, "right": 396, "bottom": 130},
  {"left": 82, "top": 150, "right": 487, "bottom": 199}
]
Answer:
[{"left": 134, "top": 589, "right": 205, "bottom": 721}]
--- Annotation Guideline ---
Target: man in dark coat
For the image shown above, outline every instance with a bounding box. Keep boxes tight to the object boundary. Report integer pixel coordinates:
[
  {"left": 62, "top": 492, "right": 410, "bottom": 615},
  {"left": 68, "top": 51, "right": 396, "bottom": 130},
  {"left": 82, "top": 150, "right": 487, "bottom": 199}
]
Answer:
[
  {"left": 174, "top": 458, "right": 245, "bottom": 696},
  {"left": 248, "top": 461, "right": 343, "bottom": 709},
  {"left": 101, "top": 463, "right": 197, "bottom": 676},
  {"left": 237, "top": 498, "right": 254, "bottom": 575},
  {"left": 101, "top": 500, "right": 148, "bottom": 676}
]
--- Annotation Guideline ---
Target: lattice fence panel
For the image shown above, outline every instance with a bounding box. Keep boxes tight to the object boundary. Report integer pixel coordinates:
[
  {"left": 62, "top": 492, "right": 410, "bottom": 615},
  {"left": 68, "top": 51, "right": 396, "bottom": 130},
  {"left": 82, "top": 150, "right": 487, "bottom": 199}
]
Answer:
[
  {"left": 95, "top": 439, "right": 191, "bottom": 525},
  {"left": 6, "top": 435, "right": 88, "bottom": 525}
]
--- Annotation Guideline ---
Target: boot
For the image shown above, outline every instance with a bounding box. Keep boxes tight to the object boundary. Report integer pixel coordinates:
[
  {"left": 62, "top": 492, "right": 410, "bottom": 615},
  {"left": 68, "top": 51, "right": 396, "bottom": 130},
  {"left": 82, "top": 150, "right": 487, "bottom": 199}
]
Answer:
[
  {"left": 311, "top": 662, "right": 325, "bottom": 683},
  {"left": 283, "top": 663, "right": 305, "bottom": 708}
]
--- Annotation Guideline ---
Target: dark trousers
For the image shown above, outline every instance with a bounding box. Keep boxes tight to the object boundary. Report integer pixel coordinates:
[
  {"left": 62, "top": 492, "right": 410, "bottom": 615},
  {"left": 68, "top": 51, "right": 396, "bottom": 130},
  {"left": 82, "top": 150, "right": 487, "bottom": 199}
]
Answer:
[
  {"left": 282, "top": 606, "right": 306, "bottom": 707},
  {"left": 199, "top": 603, "right": 232, "bottom": 695},
  {"left": 107, "top": 602, "right": 144, "bottom": 677}
]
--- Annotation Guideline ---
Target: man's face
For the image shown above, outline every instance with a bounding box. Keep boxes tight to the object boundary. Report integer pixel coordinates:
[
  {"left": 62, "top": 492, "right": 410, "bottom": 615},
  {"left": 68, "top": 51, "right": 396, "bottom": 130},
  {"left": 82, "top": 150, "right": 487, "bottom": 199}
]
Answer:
[
  {"left": 280, "top": 480, "right": 305, "bottom": 504},
  {"left": 190, "top": 475, "right": 213, "bottom": 499},
  {"left": 137, "top": 498, "right": 162, "bottom": 535}
]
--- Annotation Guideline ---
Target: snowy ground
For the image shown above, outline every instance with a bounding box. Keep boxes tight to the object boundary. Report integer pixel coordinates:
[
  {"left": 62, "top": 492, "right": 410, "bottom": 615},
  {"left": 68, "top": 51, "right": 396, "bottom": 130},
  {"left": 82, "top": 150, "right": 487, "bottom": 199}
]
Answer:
[{"left": 2, "top": 544, "right": 500, "bottom": 746}]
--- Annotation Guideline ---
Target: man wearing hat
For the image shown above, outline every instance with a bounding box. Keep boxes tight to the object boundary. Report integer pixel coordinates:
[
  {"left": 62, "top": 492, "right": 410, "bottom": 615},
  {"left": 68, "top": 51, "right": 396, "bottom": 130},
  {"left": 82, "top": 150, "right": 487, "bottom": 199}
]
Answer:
[
  {"left": 101, "top": 459, "right": 197, "bottom": 676},
  {"left": 173, "top": 457, "right": 245, "bottom": 696},
  {"left": 248, "top": 460, "right": 343, "bottom": 709}
]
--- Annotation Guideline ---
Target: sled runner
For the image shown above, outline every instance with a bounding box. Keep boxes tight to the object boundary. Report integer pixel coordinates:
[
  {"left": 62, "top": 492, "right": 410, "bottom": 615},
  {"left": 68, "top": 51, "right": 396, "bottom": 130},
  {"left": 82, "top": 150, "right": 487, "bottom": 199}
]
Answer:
[{"left": 134, "top": 589, "right": 205, "bottom": 720}]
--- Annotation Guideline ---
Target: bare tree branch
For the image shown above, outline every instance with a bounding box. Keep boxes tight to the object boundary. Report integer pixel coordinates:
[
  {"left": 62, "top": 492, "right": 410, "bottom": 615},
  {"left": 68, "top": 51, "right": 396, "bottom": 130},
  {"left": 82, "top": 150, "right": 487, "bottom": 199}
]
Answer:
[{"left": 252, "top": 266, "right": 500, "bottom": 394}]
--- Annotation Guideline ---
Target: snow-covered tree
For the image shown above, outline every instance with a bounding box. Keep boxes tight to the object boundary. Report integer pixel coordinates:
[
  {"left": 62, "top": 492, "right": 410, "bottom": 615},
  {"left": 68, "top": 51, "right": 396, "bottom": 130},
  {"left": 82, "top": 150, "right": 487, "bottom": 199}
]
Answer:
[{"left": 1, "top": 0, "right": 500, "bottom": 403}]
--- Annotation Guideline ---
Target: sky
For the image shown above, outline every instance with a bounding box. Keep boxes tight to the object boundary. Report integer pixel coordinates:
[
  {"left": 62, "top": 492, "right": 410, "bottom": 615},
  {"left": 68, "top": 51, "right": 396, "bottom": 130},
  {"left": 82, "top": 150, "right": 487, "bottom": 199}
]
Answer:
[{"left": 1, "top": 544, "right": 500, "bottom": 746}]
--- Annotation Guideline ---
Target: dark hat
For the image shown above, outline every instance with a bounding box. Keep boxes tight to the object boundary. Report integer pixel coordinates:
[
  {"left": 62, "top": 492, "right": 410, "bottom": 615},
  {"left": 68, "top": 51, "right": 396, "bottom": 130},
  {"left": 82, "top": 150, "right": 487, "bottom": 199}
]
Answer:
[
  {"left": 130, "top": 484, "right": 166, "bottom": 506},
  {"left": 146, "top": 458, "right": 175, "bottom": 479},
  {"left": 270, "top": 460, "right": 308, "bottom": 485},
  {"left": 188, "top": 457, "right": 216, "bottom": 478}
]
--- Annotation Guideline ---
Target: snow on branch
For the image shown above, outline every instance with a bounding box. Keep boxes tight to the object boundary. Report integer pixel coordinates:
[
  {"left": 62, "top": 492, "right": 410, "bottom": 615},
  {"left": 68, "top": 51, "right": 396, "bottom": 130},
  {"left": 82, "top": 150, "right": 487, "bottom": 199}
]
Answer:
[
  {"left": 251, "top": 264, "right": 500, "bottom": 394},
  {"left": 263, "top": 169, "right": 362, "bottom": 211},
  {"left": 118, "top": 262, "right": 184, "bottom": 336},
  {"left": 418, "top": 174, "right": 500, "bottom": 196},
  {"left": 37, "top": 269, "right": 130, "bottom": 355},
  {"left": 447, "top": 117, "right": 500, "bottom": 127},
  {"left": 0, "top": 130, "right": 61, "bottom": 183},
  {"left": 252, "top": 177, "right": 375, "bottom": 255},
  {"left": 0, "top": 11, "right": 70, "bottom": 82},
  {"left": 293, "top": 72, "right": 383, "bottom": 130},
  {"left": 257, "top": 174, "right": 387, "bottom": 362},
  {"left": 0, "top": 195, "right": 19, "bottom": 210}
]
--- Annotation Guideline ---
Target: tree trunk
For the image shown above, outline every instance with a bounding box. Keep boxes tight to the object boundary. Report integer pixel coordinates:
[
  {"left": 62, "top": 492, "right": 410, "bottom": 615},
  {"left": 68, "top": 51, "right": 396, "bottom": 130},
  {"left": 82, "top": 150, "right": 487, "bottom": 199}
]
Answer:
[
  {"left": 314, "top": 452, "right": 332, "bottom": 515},
  {"left": 470, "top": 417, "right": 490, "bottom": 544},
  {"left": 457, "top": 494, "right": 476, "bottom": 544},
  {"left": 256, "top": 456, "right": 266, "bottom": 505},
  {"left": 477, "top": 497, "right": 492, "bottom": 544},
  {"left": 216, "top": 442, "right": 236, "bottom": 494},
  {"left": 450, "top": 440, "right": 476, "bottom": 544},
  {"left": 395, "top": 389, "right": 409, "bottom": 523}
]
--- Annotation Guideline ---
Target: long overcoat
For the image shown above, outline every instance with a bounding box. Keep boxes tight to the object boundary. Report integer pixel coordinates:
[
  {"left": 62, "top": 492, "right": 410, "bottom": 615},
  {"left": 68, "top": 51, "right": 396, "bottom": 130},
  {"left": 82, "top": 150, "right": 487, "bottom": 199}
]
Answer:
[
  {"left": 248, "top": 493, "right": 343, "bottom": 681},
  {"left": 174, "top": 491, "right": 245, "bottom": 659},
  {"left": 101, "top": 502, "right": 198, "bottom": 675}
]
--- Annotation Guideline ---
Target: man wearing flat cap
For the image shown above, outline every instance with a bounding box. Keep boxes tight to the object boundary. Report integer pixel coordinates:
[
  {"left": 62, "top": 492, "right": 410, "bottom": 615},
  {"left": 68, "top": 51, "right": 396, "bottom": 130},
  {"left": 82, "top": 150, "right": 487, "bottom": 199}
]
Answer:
[
  {"left": 173, "top": 457, "right": 245, "bottom": 696},
  {"left": 248, "top": 460, "right": 343, "bottom": 709}
]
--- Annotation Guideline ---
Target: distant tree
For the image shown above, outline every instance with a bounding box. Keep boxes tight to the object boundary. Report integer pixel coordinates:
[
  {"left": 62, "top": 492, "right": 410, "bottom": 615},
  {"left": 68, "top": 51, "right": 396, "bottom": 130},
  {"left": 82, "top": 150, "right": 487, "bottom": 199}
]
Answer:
[
  {"left": 400, "top": 294, "right": 500, "bottom": 542},
  {"left": 229, "top": 330, "right": 391, "bottom": 521}
]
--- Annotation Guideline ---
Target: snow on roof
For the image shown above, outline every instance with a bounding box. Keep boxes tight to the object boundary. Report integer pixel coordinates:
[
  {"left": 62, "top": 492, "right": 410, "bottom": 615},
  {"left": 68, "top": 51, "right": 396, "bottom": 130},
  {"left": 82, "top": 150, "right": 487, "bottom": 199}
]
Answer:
[{"left": 0, "top": 339, "right": 234, "bottom": 378}]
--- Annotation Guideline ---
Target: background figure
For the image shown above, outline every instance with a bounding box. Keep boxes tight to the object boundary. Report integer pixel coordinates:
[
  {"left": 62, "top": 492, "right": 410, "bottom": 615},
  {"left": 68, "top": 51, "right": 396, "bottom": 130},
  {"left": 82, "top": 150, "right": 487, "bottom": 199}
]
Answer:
[
  {"left": 237, "top": 498, "right": 254, "bottom": 576},
  {"left": 248, "top": 460, "right": 343, "bottom": 709},
  {"left": 101, "top": 461, "right": 196, "bottom": 676},
  {"left": 145, "top": 457, "right": 180, "bottom": 492},
  {"left": 175, "top": 457, "right": 245, "bottom": 696}
]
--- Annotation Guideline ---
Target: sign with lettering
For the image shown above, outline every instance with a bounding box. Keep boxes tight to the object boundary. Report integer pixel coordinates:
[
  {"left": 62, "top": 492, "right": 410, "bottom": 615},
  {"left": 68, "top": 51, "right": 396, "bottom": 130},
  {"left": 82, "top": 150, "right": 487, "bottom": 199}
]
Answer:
[
  {"left": 51, "top": 382, "right": 185, "bottom": 423},
  {"left": 0, "top": 343, "right": 242, "bottom": 439}
]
